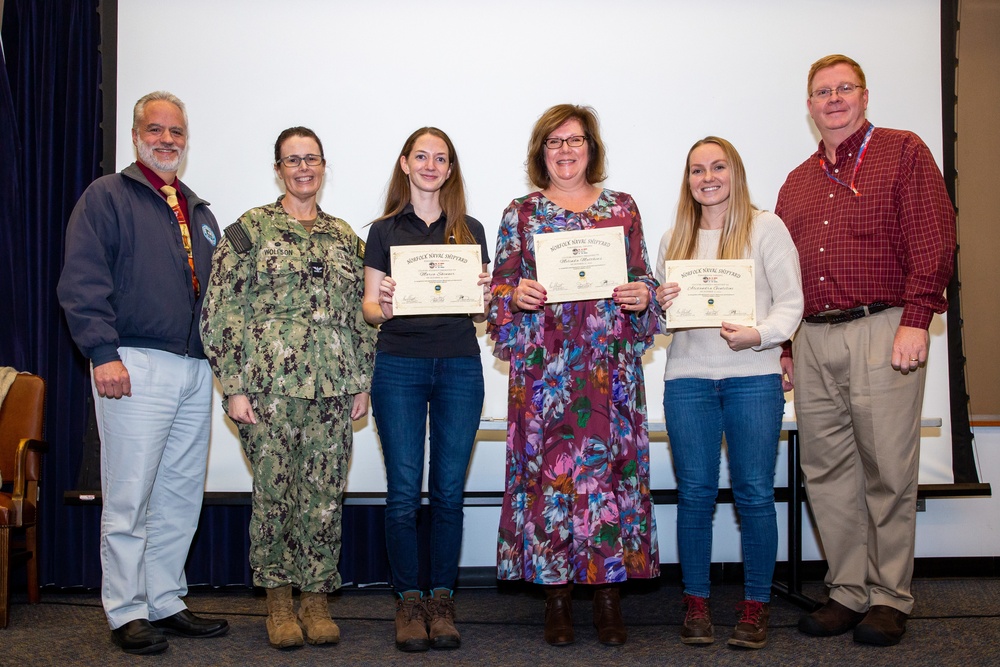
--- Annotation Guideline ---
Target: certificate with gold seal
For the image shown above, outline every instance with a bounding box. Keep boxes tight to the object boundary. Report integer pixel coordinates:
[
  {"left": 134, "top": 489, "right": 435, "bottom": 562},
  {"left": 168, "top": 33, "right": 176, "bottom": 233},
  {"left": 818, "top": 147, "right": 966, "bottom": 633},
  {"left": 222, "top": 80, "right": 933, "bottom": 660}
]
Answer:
[
  {"left": 663, "top": 259, "right": 756, "bottom": 327},
  {"left": 391, "top": 244, "right": 484, "bottom": 316},
  {"left": 533, "top": 227, "right": 627, "bottom": 303}
]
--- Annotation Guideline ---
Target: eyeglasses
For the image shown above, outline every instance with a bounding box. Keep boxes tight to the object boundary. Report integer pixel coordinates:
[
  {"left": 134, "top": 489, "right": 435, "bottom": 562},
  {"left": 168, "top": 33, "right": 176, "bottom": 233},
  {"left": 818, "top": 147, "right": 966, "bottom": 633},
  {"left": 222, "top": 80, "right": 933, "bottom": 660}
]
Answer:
[
  {"left": 810, "top": 83, "right": 863, "bottom": 100},
  {"left": 544, "top": 135, "right": 587, "bottom": 149},
  {"left": 277, "top": 154, "right": 324, "bottom": 168}
]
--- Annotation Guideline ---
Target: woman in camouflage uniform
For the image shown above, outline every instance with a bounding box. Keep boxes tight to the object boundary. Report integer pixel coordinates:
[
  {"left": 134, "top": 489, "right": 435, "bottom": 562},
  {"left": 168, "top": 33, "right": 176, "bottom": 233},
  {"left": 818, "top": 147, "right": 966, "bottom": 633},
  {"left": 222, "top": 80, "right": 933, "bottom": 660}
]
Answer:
[{"left": 202, "top": 127, "right": 376, "bottom": 649}]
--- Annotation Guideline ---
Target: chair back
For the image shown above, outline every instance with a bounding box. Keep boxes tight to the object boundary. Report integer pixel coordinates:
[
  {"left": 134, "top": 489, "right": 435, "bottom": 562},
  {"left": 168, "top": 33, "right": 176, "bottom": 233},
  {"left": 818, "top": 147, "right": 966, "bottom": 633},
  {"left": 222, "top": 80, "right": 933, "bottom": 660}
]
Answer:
[{"left": 0, "top": 374, "right": 46, "bottom": 483}]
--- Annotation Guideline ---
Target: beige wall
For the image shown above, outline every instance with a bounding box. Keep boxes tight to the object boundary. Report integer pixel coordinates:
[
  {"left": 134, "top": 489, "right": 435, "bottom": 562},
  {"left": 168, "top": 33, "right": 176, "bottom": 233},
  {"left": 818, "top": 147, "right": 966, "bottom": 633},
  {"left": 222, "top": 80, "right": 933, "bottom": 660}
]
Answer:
[{"left": 956, "top": 0, "right": 1000, "bottom": 419}]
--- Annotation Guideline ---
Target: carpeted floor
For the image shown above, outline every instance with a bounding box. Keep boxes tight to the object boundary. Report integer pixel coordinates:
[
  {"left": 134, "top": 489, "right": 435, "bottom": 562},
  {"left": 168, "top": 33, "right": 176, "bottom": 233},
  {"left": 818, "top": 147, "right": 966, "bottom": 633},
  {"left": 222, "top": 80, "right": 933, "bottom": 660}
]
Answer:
[{"left": 3, "top": 578, "right": 1000, "bottom": 666}]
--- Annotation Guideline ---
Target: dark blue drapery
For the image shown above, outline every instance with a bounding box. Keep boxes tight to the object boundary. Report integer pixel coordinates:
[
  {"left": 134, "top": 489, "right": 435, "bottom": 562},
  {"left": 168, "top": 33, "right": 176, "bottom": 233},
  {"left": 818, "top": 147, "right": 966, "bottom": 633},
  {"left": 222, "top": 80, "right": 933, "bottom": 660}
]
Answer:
[{"left": 1, "top": 0, "right": 106, "bottom": 588}]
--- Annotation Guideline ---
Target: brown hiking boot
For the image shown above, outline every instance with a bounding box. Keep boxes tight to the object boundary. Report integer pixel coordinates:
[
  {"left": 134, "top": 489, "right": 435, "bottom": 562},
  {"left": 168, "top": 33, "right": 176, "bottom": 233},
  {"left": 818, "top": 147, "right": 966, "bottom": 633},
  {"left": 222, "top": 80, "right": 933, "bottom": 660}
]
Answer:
[
  {"left": 729, "top": 600, "right": 769, "bottom": 649},
  {"left": 395, "top": 591, "right": 430, "bottom": 652},
  {"left": 593, "top": 585, "right": 627, "bottom": 645},
  {"left": 298, "top": 591, "right": 340, "bottom": 645},
  {"left": 680, "top": 594, "right": 714, "bottom": 645},
  {"left": 265, "top": 585, "right": 304, "bottom": 649},
  {"left": 425, "top": 588, "right": 460, "bottom": 649},
  {"left": 544, "top": 584, "right": 574, "bottom": 646}
]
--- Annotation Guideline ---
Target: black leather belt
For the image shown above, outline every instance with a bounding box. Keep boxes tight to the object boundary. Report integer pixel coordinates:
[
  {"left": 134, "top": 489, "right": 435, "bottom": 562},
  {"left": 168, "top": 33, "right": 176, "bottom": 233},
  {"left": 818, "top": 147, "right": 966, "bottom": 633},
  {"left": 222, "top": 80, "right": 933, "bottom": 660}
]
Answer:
[{"left": 803, "top": 302, "right": 893, "bottom": 325}]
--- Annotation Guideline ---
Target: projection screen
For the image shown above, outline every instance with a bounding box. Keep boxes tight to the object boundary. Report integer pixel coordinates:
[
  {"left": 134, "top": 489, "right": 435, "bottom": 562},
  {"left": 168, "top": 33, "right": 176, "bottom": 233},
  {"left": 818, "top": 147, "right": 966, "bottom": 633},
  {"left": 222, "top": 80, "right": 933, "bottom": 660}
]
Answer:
[{"left": 116, "top": 0, "right": 953, "bottom": 500}]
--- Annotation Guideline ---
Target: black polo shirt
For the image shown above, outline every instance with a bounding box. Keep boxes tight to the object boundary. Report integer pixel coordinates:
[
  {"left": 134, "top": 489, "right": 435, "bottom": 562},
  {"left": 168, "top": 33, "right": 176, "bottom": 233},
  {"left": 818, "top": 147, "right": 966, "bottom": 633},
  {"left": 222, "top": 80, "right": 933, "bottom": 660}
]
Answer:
[{"left": 364, "top": 205, "right": 491, "bottom": 358}]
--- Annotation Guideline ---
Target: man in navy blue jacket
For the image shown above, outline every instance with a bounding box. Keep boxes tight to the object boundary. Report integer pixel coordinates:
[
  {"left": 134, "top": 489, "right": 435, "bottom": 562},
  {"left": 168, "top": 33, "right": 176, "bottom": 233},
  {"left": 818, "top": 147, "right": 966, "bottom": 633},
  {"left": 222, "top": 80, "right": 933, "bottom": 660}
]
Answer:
[{"left": 58, "top": 91, "right": 228, "bottom": 655}]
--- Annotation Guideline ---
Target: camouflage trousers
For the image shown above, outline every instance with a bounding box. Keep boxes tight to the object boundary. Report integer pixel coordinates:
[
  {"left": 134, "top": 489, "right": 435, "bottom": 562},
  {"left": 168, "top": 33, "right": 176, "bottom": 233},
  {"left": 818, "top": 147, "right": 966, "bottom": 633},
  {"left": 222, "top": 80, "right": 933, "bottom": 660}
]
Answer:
[{"left": 237, "top": 393, "right": 353, "bottom": 592}]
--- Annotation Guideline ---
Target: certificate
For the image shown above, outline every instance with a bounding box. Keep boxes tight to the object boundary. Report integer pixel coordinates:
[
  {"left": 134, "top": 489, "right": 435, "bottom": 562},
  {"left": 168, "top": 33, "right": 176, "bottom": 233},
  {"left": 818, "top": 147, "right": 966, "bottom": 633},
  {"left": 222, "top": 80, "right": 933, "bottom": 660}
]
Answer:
[
  {"left": 391, "top": 244, "right": 484, "bottom": 316},
  {"left": 663, "top": 259, "right": 756, "bottom": 327},
  {"left": 533, "top": 227, "right": 627, "bottom": 302}
]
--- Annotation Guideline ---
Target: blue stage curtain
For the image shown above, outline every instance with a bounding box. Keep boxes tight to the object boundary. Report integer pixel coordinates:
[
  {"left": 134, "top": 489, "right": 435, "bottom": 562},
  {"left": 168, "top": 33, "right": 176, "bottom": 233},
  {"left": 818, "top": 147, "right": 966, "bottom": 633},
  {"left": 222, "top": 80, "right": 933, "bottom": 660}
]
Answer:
[{"left": 1, "top": 0, "right": 105, "bottom": 588}]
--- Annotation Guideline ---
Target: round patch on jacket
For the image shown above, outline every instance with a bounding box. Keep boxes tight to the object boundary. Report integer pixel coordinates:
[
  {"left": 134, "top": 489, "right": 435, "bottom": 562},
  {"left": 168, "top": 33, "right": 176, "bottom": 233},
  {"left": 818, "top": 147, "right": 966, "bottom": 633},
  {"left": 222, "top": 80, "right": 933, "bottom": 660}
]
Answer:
[{"left": 202, "top": 224, "right": 218, "bottom": 246}]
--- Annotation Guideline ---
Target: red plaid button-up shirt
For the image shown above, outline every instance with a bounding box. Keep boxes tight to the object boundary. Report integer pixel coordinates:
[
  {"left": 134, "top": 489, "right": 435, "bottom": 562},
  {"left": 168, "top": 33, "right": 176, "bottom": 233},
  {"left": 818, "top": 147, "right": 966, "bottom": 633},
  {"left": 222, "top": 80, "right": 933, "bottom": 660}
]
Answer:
[{"left": 776, "top": 123, "right": 955, "bottom": 330}]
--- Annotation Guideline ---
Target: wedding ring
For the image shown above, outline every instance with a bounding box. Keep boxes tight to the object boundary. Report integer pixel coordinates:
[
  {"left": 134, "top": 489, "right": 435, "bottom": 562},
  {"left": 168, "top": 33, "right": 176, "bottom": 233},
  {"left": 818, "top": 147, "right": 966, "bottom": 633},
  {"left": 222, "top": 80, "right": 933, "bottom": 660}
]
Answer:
[
  {"left": 909, "top": 357, "right": 918, "bottom": 361},
  {"left": 633, "top": 296, "right": 640, "bottom": 305}
]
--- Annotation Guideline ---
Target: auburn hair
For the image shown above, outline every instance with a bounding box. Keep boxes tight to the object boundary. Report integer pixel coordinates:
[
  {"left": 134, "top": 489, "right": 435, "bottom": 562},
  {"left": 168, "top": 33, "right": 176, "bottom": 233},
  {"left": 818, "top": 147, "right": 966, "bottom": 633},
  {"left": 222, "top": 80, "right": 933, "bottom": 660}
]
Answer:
[
  {"left": 807, "top": 54, "right": 867, "bottom": 96},
  {"left": 526, "top": 104, "right": 607, "bottom": 189},
  {"left": 377, "top": 127, "right": 474, "bottom": 244}
]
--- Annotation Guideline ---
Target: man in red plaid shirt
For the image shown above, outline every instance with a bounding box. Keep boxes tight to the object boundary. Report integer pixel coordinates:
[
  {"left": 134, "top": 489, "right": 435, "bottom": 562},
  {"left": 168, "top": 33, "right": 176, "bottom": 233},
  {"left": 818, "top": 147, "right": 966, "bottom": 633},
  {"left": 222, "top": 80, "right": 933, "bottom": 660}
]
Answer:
[{"left": 776, "top": 54, "right": 955, "bottom": 647}]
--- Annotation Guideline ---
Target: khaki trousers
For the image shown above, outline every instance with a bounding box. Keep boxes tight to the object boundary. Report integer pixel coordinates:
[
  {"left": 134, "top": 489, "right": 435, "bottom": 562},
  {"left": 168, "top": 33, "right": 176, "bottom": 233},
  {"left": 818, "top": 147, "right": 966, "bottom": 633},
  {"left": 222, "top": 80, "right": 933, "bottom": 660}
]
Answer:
[{"left": 793, "top": 308, "right": 924, "bottom": 614}]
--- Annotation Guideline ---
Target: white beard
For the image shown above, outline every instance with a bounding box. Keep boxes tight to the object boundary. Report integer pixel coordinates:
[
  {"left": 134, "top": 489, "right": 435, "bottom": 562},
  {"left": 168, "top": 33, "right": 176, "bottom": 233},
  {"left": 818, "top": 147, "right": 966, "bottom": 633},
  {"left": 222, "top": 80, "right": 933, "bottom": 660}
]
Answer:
[{"left": 137, "top": 141, "right": 186, "bottom": 173}]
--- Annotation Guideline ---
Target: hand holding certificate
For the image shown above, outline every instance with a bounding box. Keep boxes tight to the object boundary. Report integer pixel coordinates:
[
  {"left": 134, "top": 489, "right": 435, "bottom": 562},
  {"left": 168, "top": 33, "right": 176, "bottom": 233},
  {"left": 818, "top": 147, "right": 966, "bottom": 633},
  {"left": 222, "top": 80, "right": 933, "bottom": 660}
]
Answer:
[
  {"left": 534, "top": 227, "right": 627, "bottom": 302},
  {"left": 391, "top": 244, "right": 484, "bottom": 315},
  {"left": 663, "top": 259, "right": 756, "bottom": 327}
]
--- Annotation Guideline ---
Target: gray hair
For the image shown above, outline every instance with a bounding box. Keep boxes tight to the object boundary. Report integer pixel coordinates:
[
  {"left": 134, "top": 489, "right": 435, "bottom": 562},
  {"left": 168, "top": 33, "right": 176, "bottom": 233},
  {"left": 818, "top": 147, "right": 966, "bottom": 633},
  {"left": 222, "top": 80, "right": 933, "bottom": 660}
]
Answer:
[{"left": 132, "top": 91, "right": 188, "bottom": 130}]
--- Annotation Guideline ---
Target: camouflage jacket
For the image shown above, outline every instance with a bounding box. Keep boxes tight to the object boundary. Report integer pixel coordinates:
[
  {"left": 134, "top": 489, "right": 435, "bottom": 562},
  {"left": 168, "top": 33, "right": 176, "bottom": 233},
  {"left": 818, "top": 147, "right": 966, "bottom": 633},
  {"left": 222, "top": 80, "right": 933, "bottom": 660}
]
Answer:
[{"left": 201, "top": 197, "right": 376, "bottom": 400}]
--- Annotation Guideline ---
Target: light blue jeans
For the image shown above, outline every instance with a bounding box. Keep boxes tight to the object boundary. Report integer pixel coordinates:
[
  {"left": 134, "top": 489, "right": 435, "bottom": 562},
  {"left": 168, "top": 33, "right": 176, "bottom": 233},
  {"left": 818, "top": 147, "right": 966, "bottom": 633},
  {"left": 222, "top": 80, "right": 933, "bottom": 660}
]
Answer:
[
  {"left": 371, "top": 352, "right": 484, "bottom": 593},
  {"left": 664, "top": 374, "right": 783, "bottom": 602},
  {"left": 93, "top": 347, "right": 212, "bottom": 629}
]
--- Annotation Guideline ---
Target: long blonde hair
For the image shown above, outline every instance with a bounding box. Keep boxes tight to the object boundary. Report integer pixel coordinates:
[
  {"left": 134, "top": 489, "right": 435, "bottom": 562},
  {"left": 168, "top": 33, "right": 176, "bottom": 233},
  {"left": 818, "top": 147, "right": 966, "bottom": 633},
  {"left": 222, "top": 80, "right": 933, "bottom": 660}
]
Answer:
[{"left": 665, "top": 136, "right": 756, "bottom": 261}]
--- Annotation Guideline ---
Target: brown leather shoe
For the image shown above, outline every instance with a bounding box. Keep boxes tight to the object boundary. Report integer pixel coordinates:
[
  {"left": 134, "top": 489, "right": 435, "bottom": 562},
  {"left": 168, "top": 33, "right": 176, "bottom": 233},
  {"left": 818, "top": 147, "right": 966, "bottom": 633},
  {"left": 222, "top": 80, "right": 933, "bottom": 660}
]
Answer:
[
  {"left": 680, "top": 594, "right": 714, "bottom": 645},
  {"left": 592, "top": 586, "right": 627, "bottom": 646},
  {"left": 544, "top": 584, "right": 574, "bottom": 646},
  {"left": 728, "top": 600, "right": 769, "bottom": 649},
  {"left": 853, "top": 605, "right": 908, "bottom": 646},
  {"left": 798, "top": 598, "right": 866, "bottom": 637}
]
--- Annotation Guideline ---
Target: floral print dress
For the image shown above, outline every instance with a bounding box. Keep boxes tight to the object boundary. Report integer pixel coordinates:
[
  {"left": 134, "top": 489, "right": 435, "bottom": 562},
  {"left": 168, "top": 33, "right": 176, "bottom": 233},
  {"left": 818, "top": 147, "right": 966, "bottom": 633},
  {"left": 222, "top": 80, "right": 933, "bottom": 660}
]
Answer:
[{"left": 488, "top": 189, "right": 660, "bottom": 585}]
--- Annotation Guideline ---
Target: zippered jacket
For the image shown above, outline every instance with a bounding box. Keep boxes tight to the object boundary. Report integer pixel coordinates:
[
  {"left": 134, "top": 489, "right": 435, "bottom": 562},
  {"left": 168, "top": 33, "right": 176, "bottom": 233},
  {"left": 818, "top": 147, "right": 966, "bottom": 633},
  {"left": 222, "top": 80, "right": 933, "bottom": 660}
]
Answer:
[{"left": 58, "top": 162, "right": 221, "bottom": 365}]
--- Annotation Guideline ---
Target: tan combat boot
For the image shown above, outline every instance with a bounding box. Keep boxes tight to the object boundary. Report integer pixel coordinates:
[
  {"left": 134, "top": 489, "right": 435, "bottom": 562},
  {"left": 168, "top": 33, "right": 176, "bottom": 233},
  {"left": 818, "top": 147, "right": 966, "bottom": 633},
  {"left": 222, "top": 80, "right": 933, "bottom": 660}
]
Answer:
[
  {"left": 426, "top": 588, "right": 460, "bottom": 649},
  {"left": 298, "top": 591, "right": 341, "bottom": 645},
  {"left": 265, "top": 585, "right": 304, "bottom": 649},
  {"left": 394, "top": 591, "right": 430, "bottom": 652}
]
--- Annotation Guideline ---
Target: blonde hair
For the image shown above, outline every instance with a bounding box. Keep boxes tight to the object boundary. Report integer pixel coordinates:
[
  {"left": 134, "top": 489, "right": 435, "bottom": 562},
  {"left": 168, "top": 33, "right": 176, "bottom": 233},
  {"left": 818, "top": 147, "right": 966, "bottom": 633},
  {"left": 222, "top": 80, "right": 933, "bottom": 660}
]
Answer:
[{"left": 665, "top": 136, "right": 757, "bottom": 261}]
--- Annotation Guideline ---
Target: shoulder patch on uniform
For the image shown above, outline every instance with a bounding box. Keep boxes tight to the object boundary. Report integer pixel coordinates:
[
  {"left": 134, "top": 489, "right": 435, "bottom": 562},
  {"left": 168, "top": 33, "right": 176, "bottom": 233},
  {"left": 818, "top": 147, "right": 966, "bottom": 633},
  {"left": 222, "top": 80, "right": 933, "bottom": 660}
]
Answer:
[
  {"left": 201, "top": 224, "right": 218, "bottom": 246},
  {"left": 224, "top": 222, "right": 252, "bottom": 254},
  {"left": 356, "top": 237, "right": 366, "bottom": 259}
]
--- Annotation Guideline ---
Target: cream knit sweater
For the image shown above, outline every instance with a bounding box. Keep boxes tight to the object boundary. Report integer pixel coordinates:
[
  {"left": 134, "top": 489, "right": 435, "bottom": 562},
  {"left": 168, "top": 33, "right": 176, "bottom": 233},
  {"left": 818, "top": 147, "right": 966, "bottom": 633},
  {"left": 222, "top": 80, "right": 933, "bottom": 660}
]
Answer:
[{"left": 654, "top": 210, "right": 804, "bottom": 381}]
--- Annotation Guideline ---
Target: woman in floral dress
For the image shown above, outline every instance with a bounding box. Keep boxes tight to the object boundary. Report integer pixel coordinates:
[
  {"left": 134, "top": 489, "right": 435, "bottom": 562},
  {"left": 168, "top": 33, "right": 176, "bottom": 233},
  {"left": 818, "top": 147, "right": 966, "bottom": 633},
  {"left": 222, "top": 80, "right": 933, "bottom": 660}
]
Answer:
[{"left": 487, "top": 104, "right": 660, "bottom": 647}]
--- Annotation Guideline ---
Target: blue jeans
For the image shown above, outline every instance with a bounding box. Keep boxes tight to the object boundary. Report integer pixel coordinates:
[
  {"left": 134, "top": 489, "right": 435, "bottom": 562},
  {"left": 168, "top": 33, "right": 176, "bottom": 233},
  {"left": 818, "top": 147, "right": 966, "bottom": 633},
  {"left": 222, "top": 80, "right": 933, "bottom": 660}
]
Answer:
[
  {"left": 664, "top": 374, "right": 783, "bottom": 602},
  {"left": 371, "top": 351, "right": 484, "bottom": 593}
]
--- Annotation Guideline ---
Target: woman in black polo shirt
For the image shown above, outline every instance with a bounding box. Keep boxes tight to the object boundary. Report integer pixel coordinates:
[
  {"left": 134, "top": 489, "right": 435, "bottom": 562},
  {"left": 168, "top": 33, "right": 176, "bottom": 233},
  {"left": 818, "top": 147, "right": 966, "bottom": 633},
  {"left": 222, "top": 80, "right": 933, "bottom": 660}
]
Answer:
[{"left": 362, "top": 127, "right": 490, "bottom": 653}]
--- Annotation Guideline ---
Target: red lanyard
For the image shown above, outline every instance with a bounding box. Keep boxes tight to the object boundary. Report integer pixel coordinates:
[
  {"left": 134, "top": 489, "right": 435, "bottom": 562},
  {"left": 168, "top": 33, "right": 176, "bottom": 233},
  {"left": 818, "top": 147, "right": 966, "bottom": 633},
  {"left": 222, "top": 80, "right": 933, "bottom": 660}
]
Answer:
[{"left": 819, "top": 124, "right": 874, "bottom": 197}]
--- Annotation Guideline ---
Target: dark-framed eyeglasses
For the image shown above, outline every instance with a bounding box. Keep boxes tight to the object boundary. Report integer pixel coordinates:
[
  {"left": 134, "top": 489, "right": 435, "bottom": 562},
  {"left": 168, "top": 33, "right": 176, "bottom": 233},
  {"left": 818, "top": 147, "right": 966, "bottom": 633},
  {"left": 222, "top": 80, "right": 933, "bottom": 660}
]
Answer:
[
  {"left": 277, "top": 154, "right": 324, "bottom": 168},
  {"left": 810, "top": 83, "right": 863, "bottom": 100},
  {"left": 544, "top": 135, "right": 587, "bottom": 150}
]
